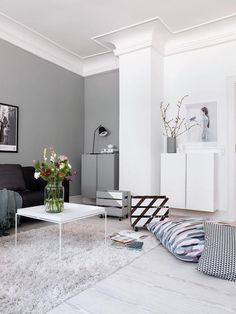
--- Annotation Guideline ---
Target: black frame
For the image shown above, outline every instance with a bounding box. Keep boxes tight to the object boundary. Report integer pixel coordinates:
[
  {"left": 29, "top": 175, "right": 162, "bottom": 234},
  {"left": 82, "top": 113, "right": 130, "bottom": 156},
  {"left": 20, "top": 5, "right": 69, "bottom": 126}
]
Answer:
[{"left": 0, "top": 103, "right": 19, "bottom": 153}]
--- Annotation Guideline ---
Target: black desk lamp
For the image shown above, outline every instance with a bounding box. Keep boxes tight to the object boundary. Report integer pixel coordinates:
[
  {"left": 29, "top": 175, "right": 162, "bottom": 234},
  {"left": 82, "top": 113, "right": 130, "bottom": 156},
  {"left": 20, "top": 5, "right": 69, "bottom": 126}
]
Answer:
[{"left": 92, "top": 125, "right": 108, "bottom": 154}]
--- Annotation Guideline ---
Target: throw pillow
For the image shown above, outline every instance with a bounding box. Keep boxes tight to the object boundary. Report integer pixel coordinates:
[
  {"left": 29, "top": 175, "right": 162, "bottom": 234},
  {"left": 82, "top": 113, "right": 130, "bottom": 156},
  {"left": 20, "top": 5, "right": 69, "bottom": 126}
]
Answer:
[
  {"left": 0, "top": 164, "right": 26, "bottom": 191},
  {"left": 197, "top": 222, "right": 236, "bottom": 281}
]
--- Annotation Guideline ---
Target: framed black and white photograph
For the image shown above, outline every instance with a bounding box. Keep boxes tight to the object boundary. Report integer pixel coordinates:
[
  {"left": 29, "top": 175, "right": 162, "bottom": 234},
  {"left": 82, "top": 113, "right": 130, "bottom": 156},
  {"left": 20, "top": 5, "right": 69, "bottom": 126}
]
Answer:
[
  {"left": 186, "top": 101, "right": 217, "bottom": 145},
  {"left": 0, "top": 103, "right": 19, "bottom": 152}
]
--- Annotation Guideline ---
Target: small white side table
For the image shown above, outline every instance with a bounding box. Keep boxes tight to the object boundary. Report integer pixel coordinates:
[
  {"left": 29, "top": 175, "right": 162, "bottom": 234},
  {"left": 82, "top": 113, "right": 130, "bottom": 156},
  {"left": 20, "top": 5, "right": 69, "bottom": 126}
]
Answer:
[{"left": 15, "top": 202, "right": 107, "bottom": 259}]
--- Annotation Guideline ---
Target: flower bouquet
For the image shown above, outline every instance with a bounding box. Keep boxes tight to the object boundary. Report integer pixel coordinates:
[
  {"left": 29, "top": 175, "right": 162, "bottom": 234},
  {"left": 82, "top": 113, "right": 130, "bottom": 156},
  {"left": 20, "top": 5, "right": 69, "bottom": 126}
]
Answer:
[{"left": 34, "top": 148, "right": 73, "bottom": 213}]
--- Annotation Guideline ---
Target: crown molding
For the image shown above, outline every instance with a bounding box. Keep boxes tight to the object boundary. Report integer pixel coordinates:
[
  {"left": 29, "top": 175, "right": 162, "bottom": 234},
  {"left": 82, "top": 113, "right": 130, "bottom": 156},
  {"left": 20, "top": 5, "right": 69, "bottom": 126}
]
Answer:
[
  {"left": 93, "top": 18, "right": 169, "bottom": 57},
  {"left": 0, "top": 11, "right": 118, "bottom": 77},
  {"left": 83, "top": 53, "right": 119, "bottom": 77},
  {"left": 0, "top": 11, "right": 236, "bottom": 77},
  {"left": 94, "top": 15, "right": 236, "bottom": 58},
  {"left": 165, "top": 31, "right": 236, "bottom": 55},
  {"left": 165, "top": 15, "right": 236, "bottom": 55},
  {"left": 114, "top": 41, "right": 153, "bottom": 56},
  {"left": 0, "top": 12, "right": 86, "bottom": 75}
]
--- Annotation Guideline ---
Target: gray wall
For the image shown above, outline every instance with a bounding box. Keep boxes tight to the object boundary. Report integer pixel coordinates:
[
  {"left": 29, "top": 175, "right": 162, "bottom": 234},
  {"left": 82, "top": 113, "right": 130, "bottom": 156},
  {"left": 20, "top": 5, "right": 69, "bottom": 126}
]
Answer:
[
  {"left": 0, "top": 39, "right": 84, "bottom": 195},
  {"left": 84, "top": 70, "right": 119, "bottom": 153}
]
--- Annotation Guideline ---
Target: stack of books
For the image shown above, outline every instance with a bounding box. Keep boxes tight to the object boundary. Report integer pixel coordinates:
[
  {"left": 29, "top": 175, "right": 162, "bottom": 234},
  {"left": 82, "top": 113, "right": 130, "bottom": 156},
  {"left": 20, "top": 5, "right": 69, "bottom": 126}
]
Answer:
[{"left": 110, "top": 230, "right": 147, "bottom": 250}]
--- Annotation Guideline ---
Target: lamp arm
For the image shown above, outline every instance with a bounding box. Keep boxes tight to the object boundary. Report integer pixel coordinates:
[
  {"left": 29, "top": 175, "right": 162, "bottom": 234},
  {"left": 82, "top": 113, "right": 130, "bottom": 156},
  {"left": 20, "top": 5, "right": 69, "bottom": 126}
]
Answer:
[{"left": 92, "top": 125, "right": 101, "bottom": 154}]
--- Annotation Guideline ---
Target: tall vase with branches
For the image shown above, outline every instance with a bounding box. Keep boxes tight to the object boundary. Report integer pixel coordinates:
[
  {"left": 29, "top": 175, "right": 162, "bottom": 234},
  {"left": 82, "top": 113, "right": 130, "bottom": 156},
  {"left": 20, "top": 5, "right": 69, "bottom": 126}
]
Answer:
[{"left": 160, "top": 95, "right": 198, "bottom": 153}]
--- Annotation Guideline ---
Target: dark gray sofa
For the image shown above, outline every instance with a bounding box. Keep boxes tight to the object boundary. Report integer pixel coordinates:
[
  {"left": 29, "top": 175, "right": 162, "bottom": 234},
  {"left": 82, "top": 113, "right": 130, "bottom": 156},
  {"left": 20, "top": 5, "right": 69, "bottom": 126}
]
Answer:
[{"left": 0, "top": 164, "right": 69, "bottom": 208}]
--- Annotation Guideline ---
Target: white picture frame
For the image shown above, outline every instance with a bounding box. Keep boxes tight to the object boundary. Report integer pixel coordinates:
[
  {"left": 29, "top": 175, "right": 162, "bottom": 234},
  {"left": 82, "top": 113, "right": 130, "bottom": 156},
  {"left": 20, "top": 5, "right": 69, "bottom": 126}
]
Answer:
[{"left": 185, "top": 101, "right": 217, "bottom": 148}]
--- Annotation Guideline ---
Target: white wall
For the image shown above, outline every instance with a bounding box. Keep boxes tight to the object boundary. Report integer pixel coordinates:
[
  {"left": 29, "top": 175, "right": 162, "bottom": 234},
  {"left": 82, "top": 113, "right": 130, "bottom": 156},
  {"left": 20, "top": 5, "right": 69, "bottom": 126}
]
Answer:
[{"left": 164, "top": 40, "right": 236, "bottom": 220}]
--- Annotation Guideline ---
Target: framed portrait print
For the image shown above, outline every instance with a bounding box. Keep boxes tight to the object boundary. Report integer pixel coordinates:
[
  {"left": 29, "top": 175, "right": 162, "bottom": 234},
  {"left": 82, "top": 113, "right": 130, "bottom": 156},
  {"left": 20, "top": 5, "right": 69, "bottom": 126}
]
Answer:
[
  {"left": 0, "top": 103, "right": 19, "bottom": 152},
  {"left": 185, "top": 101, "right": 217, "bottom": 148}
]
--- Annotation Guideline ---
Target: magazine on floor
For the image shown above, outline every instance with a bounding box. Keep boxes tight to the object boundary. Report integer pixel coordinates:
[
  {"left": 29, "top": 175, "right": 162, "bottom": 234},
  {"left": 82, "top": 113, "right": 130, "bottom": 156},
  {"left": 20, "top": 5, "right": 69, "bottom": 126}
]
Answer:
[
  {"left": 110, "top": 230, "right": 147, "bottom": 250},
  {"left": 110, "top": 230, "right": 148, "bottom": 244}
]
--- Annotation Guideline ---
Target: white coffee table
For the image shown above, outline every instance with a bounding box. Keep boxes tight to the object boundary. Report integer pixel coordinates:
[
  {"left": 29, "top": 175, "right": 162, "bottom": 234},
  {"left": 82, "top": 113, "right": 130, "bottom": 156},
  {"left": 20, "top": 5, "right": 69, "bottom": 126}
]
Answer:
[{"left": 15, "top": 202, "right": 107, "bottom": 259}]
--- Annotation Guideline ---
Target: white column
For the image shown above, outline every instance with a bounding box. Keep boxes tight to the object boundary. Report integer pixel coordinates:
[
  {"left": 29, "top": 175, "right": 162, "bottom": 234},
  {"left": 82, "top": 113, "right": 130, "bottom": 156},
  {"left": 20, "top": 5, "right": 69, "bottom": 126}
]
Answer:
[
  {"left": 94, "top": 20, "right": 166, "bottom": 195},
  {"left": 119, "top": 47, "right": 163, "bottom": 194}
]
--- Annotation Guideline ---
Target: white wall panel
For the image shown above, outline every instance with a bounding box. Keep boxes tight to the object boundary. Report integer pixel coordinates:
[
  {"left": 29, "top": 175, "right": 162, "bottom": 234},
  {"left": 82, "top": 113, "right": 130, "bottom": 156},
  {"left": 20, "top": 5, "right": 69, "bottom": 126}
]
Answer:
[
  {"left": 186, "top": 153, "right": 216, "bottom": 211},
  {"left": 161, "top": 153, "right": 186, "bottom": 208}
]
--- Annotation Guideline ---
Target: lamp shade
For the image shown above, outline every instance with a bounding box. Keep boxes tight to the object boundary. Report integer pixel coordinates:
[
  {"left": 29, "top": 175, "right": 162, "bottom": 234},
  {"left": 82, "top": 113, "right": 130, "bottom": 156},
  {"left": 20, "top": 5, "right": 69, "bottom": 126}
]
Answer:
[
  {"left": 98, "top": 126, "right": 108, "bottom": 137},
  {"left": 92, "top": 125, "right": 109, "bottom": 154}
]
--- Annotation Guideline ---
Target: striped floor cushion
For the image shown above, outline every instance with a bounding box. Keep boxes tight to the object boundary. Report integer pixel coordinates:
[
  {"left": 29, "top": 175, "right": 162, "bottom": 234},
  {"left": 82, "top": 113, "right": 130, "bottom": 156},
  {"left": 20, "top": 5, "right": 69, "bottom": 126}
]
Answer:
[
  {"left": 197, "top": 222, "right": 236, "bottom": 281},
  {"left": 147, "top": 217, "right": 206, "bottom": 262}
]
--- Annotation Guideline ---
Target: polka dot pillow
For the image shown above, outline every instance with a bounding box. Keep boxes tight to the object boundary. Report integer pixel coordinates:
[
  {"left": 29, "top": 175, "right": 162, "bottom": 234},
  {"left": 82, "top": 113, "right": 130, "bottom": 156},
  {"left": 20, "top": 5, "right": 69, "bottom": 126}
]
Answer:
[{"left": 197, "top": 222, "right": 236, "bottom": 281}]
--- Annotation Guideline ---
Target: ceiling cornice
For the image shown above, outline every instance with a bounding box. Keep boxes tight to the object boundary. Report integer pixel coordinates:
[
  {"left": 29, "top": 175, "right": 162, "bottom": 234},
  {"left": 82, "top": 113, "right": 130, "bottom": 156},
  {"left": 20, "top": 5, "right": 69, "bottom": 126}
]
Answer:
[
  {"left": 0, "top": 12, "right": 85, "bottom": 75},
  {"left": 0, "top": 11, "right": 236, "bottom": 76},
  {"left": 94, "top": 15, "right": 236, "bottom": 58},
  {"left": 83, "top": 53, "right": 119, "bottom": 77},
  {"left": 0, "top": 11, "right": 119, "bottom": 77},
  {"left": 93, "top": 18, "right": 169, "bottom": 56},
  {"left": 165, "top": 15, "right": 236, "bottom": 55},
  {"left": 165, "top": 31, "right": 236, "bottom": 55}
]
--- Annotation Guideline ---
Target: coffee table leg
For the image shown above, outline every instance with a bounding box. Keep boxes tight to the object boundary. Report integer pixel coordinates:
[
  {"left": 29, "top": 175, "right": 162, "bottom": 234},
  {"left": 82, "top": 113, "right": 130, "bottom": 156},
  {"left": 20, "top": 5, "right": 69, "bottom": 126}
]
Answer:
[
  {"left": 15, "top": 213, "right": 18, "bottom": 246},
  {"left": 59, "top": 223, "right": 62, "bottom": 259},
  {"left": 104, "top": 211, "right": 107, "bottom": 244}
]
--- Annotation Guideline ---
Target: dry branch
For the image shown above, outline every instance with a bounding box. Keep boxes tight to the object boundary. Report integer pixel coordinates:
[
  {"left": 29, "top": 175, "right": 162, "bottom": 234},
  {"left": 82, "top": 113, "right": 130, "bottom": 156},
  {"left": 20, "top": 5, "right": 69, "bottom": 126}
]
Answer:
[{"left": 160, "top": 95, "right": 199, "bottom": 138}]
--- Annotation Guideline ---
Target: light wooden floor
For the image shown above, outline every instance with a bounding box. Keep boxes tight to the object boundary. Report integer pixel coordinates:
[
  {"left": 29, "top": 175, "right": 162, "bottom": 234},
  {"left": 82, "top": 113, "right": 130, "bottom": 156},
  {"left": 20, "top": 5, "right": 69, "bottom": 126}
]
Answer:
[
  {"left": 47, "top": 242, "right": 236, "bottom": 314},
  {"left": 7, "top": 197, "right": 236, "bottom": 314}
]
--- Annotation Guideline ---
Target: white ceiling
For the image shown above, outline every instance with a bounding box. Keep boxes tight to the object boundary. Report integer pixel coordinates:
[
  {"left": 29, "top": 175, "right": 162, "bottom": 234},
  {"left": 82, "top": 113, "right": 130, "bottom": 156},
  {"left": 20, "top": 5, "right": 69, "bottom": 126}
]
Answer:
[{"left": 0, "top": 0, "right": 236, "bottom": 58}]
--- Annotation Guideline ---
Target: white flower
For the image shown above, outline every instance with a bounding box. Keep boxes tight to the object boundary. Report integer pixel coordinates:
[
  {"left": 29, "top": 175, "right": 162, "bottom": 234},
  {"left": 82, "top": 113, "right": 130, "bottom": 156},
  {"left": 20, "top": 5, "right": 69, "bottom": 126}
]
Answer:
[
  {"left": 59, "top": 155, "right": 68, "bottom": 162},
  {"left": 43, "top": 148, "right": 47, "bottom": 162},
  {"left": 59, "top": 163, "right": 65, "bottom": 169},
  {"left": 34, "top": 172, "right": 40, "bottom": 179},
  {"left": 68, "top": 163, "right": 72, "bottom": 169},
  {"left": 50, "top": 155, "right": 56, "bottom": 162}
]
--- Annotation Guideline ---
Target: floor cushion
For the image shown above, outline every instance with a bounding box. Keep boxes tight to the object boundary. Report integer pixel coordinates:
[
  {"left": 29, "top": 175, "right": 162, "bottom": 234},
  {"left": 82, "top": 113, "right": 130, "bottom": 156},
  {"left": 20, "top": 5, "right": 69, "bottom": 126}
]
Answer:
[
  {"left": 197, "top": 222, "right": 236, "bottom": 281},
  {"left": 147, "top": 217, "right": 206, "bottom": 262}
]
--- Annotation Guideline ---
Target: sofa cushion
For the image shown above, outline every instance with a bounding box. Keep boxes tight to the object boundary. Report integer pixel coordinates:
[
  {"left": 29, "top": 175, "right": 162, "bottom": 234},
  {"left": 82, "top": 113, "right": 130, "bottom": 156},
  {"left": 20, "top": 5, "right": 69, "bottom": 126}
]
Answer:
[
  {"left": 0, "top": 164, "right": 26, "bottom": 191},
  {"left": 20, "top": 190, "right": 44, "bottom": 208},
  {"left": 22, "top": 166, "right": 38, "bottom": 191},
  {"left": 147, "top": 217, "right": 206, "bottom": 262},
  {"left": 197, "top": 222, "right": 236, "bottom": 281}
]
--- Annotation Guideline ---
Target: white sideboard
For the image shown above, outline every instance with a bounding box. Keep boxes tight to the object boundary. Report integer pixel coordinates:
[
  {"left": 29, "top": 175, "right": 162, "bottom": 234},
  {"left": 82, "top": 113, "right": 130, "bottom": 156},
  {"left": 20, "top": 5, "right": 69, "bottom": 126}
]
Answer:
[{"left": 161, "top": 152, "right": 217, "bottom": 212}]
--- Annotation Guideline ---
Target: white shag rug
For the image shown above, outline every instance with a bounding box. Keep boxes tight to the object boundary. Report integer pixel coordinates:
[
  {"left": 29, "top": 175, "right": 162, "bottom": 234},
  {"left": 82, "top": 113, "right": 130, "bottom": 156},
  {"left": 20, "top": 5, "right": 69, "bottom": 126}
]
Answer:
[{"left": 0, "top": 222, "right": 157, "bottom": 314}]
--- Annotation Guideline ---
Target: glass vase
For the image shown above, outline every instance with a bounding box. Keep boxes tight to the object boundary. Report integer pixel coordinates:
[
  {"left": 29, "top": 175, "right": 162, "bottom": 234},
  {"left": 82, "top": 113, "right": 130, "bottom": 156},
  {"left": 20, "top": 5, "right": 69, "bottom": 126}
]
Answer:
[{"left": 44, "top": 182, "right": 64, "bottom": 213}]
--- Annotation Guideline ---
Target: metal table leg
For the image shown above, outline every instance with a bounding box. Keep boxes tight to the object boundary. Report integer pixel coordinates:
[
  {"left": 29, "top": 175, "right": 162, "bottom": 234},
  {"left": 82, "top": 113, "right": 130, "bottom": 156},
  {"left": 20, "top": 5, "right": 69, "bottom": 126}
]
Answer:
[
  {"left": 59, "top": 223, "right": 62, "bottom": 259},
  {"left": 104, "top": 211, "right": 107, "bottom": 244},
  {"left": 15, "top": 213, "right": 18, "bottom": 247}
]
